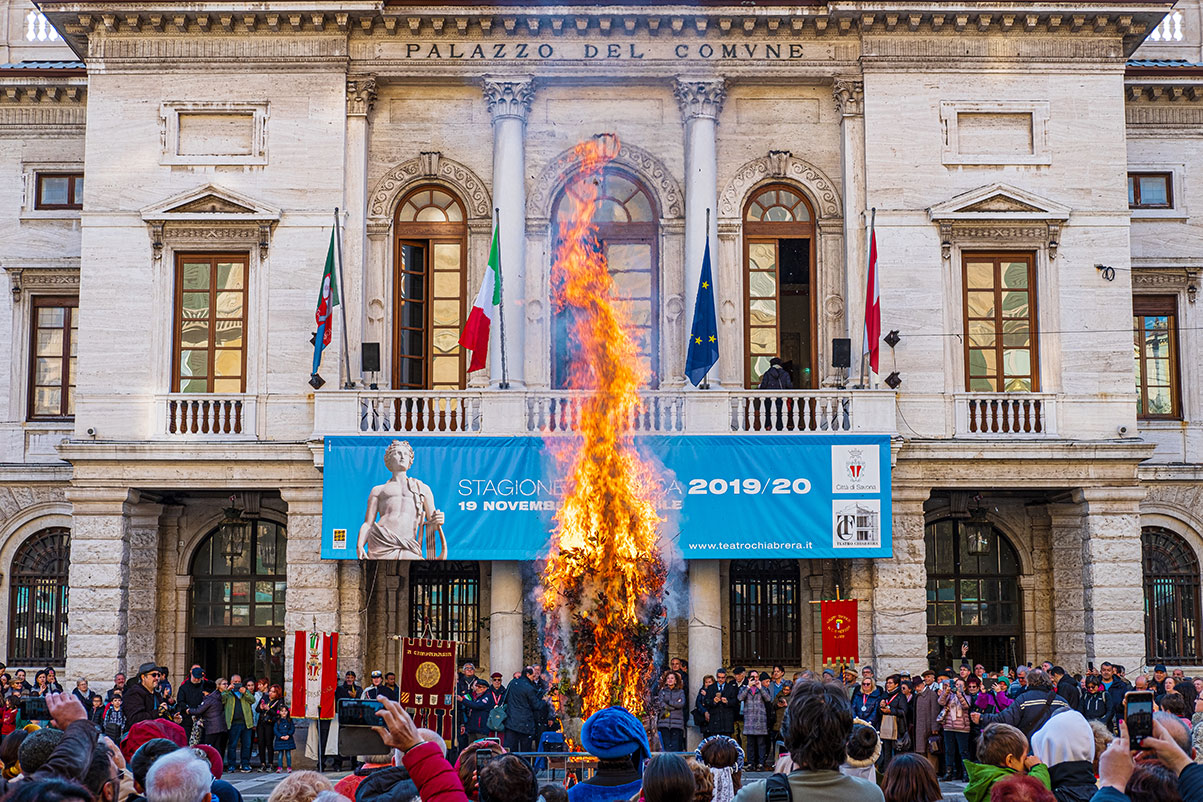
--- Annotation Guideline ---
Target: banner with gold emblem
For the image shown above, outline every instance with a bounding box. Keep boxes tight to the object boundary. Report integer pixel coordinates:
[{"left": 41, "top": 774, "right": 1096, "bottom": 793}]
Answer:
[
  {"left": 820, "top": 600, "right": 859, "bottom": 665},
  {"left": 398, "top": 637, "right": 458, "bottom": 740}
]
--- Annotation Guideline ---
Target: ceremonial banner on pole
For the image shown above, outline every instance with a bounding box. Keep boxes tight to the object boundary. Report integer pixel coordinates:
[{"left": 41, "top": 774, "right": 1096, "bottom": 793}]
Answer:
[
  {"left": 820, "top": 600, "right": 859, "bottom": 665},
  {"left": 398, "top": 637, "right": 458, "bottom": 741},
  {"left": 291, "top": 630, "right": 339, "bottom": 719}
]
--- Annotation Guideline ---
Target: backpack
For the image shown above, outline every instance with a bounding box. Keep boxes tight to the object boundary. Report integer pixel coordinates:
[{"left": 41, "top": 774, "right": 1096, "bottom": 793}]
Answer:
[
  {"left": 759, "top": 367, "right": 786, "bottom": 390},
  {"left": 487, "top": 702, "right": 508, "bottom": 731},
  {"left": 766, "top": 773, "right": 792, "bottom": 802}
]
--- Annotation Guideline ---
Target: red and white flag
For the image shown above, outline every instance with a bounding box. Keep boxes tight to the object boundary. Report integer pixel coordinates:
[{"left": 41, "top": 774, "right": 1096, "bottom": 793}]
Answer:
[
  {"left": 459, "top": 225, "right": 501, "bottom": 372},
  {"left": 862, "top": 216, "right": 880, "bottom": 374},
  {"left": 291, "top": 630, "right": 338, "bottom": 720}
]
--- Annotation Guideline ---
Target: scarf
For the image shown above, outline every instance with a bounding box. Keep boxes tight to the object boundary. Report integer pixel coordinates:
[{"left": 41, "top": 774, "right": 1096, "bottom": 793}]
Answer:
[{"left": 709, "top": 766, "right": 735, "bottom": 802}]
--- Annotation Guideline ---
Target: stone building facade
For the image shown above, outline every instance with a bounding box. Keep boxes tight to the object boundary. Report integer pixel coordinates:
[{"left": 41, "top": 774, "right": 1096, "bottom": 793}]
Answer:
[{"left": 1, "top": 0, "right": 1201, "bottom": 695}]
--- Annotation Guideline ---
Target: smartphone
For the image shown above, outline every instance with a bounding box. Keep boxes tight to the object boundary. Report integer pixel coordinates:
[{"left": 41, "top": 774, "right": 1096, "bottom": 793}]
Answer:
[
  {"left": 337, "top": 698, "right": 385, "bottom": 728},
  {"left": 19, "top": 696, "right": 48, "bottom": 721},
  {"left": 1125, "top": 690, "right": 1155, "bottom": 747},
  {"left": 476, "top": 748, "right": 494, "bottom": 769},
  {"left": 1088, "top": 662, "right": 1095, "bottom": 672}
]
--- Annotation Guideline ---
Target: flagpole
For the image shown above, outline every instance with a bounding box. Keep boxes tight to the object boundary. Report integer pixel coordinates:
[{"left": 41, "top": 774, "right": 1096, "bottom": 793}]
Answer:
[
  {"left": 333, "top": 208, "right": 353, "bottom": 389},
  {"left": 700, "top": 207, "right": 712, "bottom": 390},
  {"left": 494, "top": 207, "right": 510, "bottom": 389},
  {"left": 859, "top": 207, "right": 876, "bottom": 388}
]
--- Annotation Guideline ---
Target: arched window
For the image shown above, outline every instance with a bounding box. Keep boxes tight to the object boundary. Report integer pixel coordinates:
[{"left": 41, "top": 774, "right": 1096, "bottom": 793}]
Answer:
[
  {"left": 729, "top": 559, "right": 800, "bottom": 665},
  {"left": 410, "top": 562, "right": 480, "bottom": 664},
  {"left": 552, "top": 170, "right": 659, "bottom": 388},
  {"left": 394, "top": 187, "right": 468, "bottom": 390},
  {"left": 744, "top": 185, "right": 816, "bottom": 388},
  {"left": 1142, "top": 527, "right": 1201, "bottom": 663},
  {"left": 925, "top": 519, "right": 1023, "bottom": 670},
  {"left": 9, "top": 527, "right": 70, "bottom": 665},
  {"left": 190, "top": 519, "right": 287, "bottom": 683}
]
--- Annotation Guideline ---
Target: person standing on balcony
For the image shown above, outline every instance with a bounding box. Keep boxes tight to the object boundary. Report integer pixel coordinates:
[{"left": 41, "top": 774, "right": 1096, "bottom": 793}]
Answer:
[{"left": 757, "top": 357, "right": 793, "bottom": 390}]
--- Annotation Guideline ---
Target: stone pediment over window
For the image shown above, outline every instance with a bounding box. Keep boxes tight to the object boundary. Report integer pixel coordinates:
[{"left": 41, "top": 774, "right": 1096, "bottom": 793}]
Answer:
[
  {"left": 141, "top": 184, "right": 281, "bottom": 261},
  {"left": 928, "top": 183, "right": 1070, "bottom": 260}
]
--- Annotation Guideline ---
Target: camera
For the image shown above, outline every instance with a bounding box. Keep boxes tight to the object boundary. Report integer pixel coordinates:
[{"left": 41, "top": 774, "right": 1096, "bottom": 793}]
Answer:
[
  {"left": 20, "top": 696, "right": 48, "bottom": 721},
  {"left": 337, "top": 698, "right": 387, "bottom": 757}
]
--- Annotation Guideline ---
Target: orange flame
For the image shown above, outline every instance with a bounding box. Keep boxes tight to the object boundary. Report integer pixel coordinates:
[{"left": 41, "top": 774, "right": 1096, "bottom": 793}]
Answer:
[{"left": 540, "top": 135, "right": 668, "bottom": 718}]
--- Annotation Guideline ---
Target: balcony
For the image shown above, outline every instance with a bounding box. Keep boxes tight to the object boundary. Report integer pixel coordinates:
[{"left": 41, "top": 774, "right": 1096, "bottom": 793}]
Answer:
[
  {"left": 159, "top": 394, "right": 257, "bottom": 437},
  {"left": 953, "top": 392, "right": 1058, "bottom": 438},
  {"left": 313, "top": 388, "right": 898, "bottom": 437}
]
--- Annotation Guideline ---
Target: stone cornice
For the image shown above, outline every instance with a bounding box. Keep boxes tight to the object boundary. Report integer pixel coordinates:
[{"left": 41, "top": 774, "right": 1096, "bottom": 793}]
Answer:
[{"left": 39, "top": 5, "right": 1167, "bottom": 60}]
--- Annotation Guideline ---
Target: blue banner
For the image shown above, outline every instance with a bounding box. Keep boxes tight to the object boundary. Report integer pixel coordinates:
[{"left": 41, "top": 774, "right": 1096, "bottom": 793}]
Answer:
[{"left": 321, "top": 434, "right": 892, "bottom": 560}]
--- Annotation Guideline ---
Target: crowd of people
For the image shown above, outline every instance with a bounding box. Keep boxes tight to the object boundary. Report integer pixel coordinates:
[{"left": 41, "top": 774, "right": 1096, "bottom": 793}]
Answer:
[{"left": 8, "top": 647, "right": 1203, "bottom": 802}]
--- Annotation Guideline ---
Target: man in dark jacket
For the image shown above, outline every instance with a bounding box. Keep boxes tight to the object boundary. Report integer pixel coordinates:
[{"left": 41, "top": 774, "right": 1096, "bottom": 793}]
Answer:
[
  {"left": 1099, "top": 662, "right": 1130, "bottom": 734},
  {"left": 700, "top": 668, "right": 739, "bottom": 736},
  {"left": 1052, "top": 666, "right": 1081, "bottom": 709},
  {"left": 175, "top": 666, "right": 207, "bottom": 734},
  {"left": 1079, "top": 676, "right": 1108, "bottom": 721},
  {"left": 972, "top": 669, "right": 1070, "bottom": 737},
  {"left": 503, "top": 667, "right": 545, "bottom": 753},
  {"left": 123, "top": 662, "right": 166, "bottom": 731},
  {"left": 462, "top": 679, "right": 495, "bottom": 739}
]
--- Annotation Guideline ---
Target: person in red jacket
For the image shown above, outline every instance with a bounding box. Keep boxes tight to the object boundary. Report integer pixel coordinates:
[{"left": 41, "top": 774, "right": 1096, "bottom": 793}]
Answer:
[{"left": 373, "top": 697, "right": 469, "bottom": 802}]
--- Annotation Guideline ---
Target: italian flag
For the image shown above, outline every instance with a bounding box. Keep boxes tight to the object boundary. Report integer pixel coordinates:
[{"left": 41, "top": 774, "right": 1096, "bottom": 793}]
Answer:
[{"left": 459, "top": 225, "right": 500, "bottom": 372}]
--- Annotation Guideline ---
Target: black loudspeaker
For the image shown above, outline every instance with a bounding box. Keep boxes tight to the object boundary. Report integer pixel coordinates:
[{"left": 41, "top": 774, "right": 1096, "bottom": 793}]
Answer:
[
  {"left": 362, "top": 342, "right": 381, "bottom": 373},
  {"left": 831, "top": 338, "right": 852, "bottom": 368}
]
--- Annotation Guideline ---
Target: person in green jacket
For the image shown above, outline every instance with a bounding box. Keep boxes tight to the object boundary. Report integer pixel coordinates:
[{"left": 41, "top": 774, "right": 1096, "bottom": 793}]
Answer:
[
  {"left": 222, "top": 676, "right": 256, "bottom": 772},
  {"left": 963, "top": 723, "right": 1052, "bottom": 802}
]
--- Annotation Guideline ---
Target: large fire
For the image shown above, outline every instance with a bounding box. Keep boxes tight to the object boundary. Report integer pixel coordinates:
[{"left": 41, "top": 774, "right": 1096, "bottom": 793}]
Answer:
[{"left": 540, "top": 135, "right": 668, "bottom": 718}]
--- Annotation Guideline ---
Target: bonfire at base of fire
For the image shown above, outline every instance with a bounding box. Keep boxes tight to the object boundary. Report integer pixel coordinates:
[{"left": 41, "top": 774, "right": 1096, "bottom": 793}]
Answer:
[{"left": 539, "top": 135, "right": 669, "bottom": 719}]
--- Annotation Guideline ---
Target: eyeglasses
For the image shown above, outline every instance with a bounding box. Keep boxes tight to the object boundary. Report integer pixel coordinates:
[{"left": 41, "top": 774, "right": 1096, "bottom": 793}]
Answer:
[{"left": 149, "top": 673, "right": 162, "bottom": 678}]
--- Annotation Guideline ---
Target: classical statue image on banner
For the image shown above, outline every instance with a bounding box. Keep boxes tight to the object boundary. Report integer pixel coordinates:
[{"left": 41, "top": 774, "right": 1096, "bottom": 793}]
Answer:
[{"left": 357, "top": 440, "right": 447, "bottom": 560}]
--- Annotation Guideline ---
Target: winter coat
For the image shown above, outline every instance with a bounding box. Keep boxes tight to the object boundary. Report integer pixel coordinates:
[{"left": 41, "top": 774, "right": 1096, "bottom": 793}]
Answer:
[
  {"left": 738, "top": 685, "right": 772, "bottom": 736},
  {"left": 701, "top": 681, "right": 740, "bottom": 735},
  {"left": 222, "top": 689, "right": 255, "bottom": 729},
  {"left": 503, "top": 675, "right": 544, "bottom": 736},
  {"left": 103, "top": 706, "right": 126, "bottom": 741},
  {"left": 1056, "top": 677, "right": 1081, "bottom": 710},
  {"left": 881, "top": 691, "right": 909, "bottom": 742},
  {"left": 970, "top": 691, "right": 1002, "bottom": 716},
  {"left": 461, "top": 691, "right": 495, "bottom": 734},
  {"left": 963, "top": 761, "right": 1051, "bottom": 802},
  {"left": 977, "top": 687, "right": 1072, "bottom": 738},
  {"left": 1079, "top": 691, "right": 1108, "bottom": 721},
  {"left": 72, "top": 690, "right": 101, "bottom": 711},
  {"left": 1048, "top": 761, "right": 1100, "bottom": 802},
  {"left": 655, "top": 686, "right": 686, "bottom": 731},
  {"left": 0, "top": 708, "right": 15, "bottom": 736},
  {"left": 937, "top": 686, "right": 971, "bottom": 732},
  {"left": 1102, "top": 678, "right": 1130, "bottom": 731},
  {"left": 187, "top": 689, "right": 228, "bottom": 734},
  {"left": 401, "top": 740, "right": 470, "bottom": 802},
  {"left": 912, "top": 687, "right": 942, "bottom": 754},
  {"left": 757, "top": 365, "right": 793, "bottom": 390},
  {"left": 0, "top": 719, "right": 96, "bottom": 799},
  {"left": 273, "top": 717, "right": 296, "bottom": 751},
  {"left": 852, "top": 688, "right": 884, "bottom": 729},
  {"left": 122, "top": 682, "right": 159, "bottom": 730}
]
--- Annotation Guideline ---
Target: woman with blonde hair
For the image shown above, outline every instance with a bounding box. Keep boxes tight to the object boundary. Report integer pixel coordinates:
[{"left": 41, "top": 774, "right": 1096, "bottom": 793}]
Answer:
[{"left": 266, "top": 770, "right": 334, "bottom": 802}]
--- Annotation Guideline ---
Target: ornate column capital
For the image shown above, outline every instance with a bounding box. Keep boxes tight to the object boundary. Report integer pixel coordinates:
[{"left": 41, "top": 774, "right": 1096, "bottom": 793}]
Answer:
[
  {"left": 673, "top": 77, "right": 726, "bottom": 121},
  {"left": 347, "top": 76, "right": 377, "bottom": 117},
  {"left": 833, "top": 79, "right": 864, "bottom": 117},
  {"left": 482, "top": 76, "right": 535, "bottom": 122}
]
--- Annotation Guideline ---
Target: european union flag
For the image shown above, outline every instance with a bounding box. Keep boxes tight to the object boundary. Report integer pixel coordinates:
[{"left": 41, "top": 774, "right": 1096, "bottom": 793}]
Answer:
[{"left": 685, "top": 237, "right": 719, "bottom": 386}]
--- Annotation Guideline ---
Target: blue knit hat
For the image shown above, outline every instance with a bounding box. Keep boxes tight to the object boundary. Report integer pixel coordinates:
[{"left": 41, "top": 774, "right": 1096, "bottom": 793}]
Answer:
[{"left": 580, "top": 706, "right": 650, "bottom": 767}]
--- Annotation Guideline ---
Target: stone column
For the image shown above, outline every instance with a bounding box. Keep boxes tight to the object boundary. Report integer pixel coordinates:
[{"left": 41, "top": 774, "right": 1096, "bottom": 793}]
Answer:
[
  {"left": 482, "top": 76, "right": 534, "bottom": 388},
  {"left": 125, "top": 501, "right": 164, "bottom": 671},
  {"left": 688, "top": 560, "right": 721, "bottom": 748},
  {"left": 365, "top": 223, "right": 390, "bottom": 382},
  {"left": 490, "top": 561, "right": 523, "bottom": 681},
  {"left": 807, "top": 572, "right": 826, "bottom": 668},
  {"left": 172, "top": 575, "right": 191, "bottom": 681},
  {"left": 65, "top": 487, "right": 136, "bottom": 678},
  {"left": 872, "top": 487, "right": 929, "bottom": 676},
  {"left": 157, "top": 504, "right": 185, "bottom": 677},
  {"left": 835, "top": 79, "right": 866, "bottom": 349},
  {"left": 344, "top": 76, "right": 377, "bottom": 384},
  {"left": 281, "top": 486, "right": 343, "bottom": 670},
  {"left": 339, "top": 561, "right": 365, "bottom": 677},
  {"left": 674, "top": 78, "right": 726, "bottom": 386},
  {"left": 1047, "top": 501, "right": 1087, "bottom": 670},
  {"left": 1079, "top": 487, "right": 1146, "bottom": 671}
]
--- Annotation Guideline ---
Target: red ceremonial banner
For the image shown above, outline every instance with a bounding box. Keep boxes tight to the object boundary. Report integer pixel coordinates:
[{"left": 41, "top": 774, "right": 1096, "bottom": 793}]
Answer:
[
  {"left": 291, "top": 630, "right": 339, "bottom": 719},
  {"left": 398, "top": 637, "right": 458, "bottom": 741},
  {"left": 821, "top": 600, "right": 860, "bottom": 665}
]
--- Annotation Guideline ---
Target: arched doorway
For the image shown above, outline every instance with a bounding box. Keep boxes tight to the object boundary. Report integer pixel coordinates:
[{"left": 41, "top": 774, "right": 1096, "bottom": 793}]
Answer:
[
  {"left": 743, "top": 185, "right": 816, "bottom": 389},
  {"left": 8, "top": 527, "right": 70, "bottom": 666},
  {"left": 393, "top": 186, "right": 468, "bottom": 390},
  {"left": 728, "top": 559, "right": 801, "bottom": 665},
  {"left": 551, "top": 168, "right": 660, "bottom": 388},
  {"left": 1142, "top": 526, "right": 1201, "bottom": 664},
  {"left": 925, "top": 518, "right": 1023, "bottom": 670},
  {"left": 190, "top": 519, "right": 287, "bottom": 684}
]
